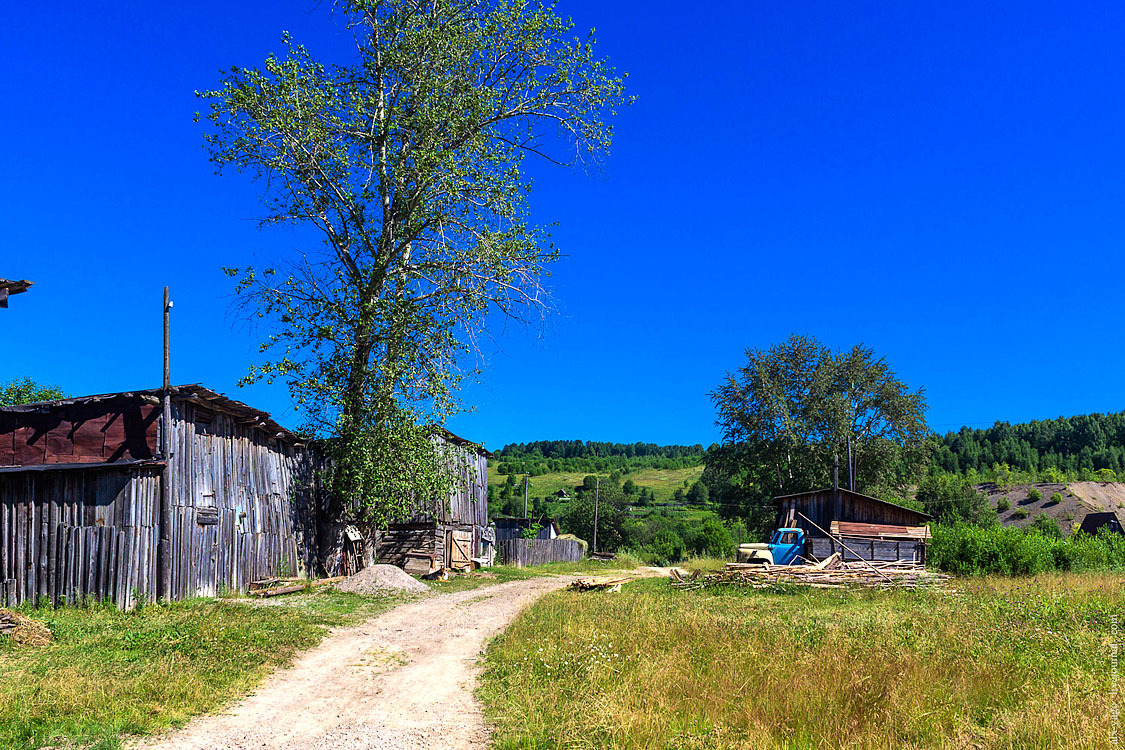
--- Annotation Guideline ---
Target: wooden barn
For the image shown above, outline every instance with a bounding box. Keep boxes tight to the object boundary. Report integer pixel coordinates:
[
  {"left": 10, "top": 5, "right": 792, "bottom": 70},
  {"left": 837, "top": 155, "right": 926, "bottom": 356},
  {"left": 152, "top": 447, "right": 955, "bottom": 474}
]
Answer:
[
  {"left": 374, "top": 429, "right": 494, "bottom": 574},
  {"left": 0, "top": 385, "right": 321, "bottom": 608},
  {"left": 775, "top": 487, "right": 932, "bottom": 563}
]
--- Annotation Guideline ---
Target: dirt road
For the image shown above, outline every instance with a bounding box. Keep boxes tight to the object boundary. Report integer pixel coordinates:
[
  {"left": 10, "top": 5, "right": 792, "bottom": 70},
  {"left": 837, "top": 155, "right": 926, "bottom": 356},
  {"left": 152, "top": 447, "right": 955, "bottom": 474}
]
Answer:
[{"left": 136, "top": 576, "right": 573, "bottom": 750}]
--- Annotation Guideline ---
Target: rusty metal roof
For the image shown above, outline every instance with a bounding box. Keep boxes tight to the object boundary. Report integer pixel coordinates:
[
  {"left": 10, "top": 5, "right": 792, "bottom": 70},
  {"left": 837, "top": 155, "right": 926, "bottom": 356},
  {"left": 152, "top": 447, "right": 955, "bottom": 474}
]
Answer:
[{"left": 0, "top": 384, "right": 304, "bottom": 444}]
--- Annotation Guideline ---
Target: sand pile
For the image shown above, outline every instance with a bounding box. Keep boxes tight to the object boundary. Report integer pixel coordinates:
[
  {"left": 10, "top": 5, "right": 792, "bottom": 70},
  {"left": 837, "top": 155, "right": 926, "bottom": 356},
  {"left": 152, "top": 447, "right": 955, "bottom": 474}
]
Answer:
[
  {"left": 0, "top": 609, "right": 52, "bottom": 647},
  {"left": 337, "top": 564, "right": 430, "bottom": 595}
]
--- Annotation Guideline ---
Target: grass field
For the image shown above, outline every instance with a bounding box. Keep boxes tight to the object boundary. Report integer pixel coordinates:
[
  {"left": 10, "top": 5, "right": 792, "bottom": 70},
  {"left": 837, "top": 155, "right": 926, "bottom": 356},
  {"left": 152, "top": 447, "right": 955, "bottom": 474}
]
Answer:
[
  {"left": 0, "top": 590, "right": 406, "bottom": 750},
  {"left": 481, "top": 572, "right": 1123, "bottom": 749},
  {"left": 488, "top": 463, "right": 705, "bottom": 503}
]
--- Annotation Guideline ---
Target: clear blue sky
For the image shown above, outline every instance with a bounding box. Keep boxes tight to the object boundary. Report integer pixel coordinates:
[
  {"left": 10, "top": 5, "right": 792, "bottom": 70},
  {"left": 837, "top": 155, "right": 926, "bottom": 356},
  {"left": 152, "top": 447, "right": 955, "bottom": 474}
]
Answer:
[{"left": 3, "top": 1, "right": 1124, "bottom": 451}]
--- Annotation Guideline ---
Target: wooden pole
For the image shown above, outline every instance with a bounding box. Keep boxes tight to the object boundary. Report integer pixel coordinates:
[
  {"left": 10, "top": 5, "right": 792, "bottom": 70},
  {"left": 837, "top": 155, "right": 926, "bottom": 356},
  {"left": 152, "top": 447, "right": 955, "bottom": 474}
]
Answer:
[
  {"left": 796, "top": 511, "right": 893, "bottom": 583},
  {"left": 159, "top": 287, "right": 173, "bottom": 600},
  {"left": 592, "top": 478, "right": 600, "bottom": 555},
  {"left": 523, "top": 475, "right": 529, "bottom": 519}
]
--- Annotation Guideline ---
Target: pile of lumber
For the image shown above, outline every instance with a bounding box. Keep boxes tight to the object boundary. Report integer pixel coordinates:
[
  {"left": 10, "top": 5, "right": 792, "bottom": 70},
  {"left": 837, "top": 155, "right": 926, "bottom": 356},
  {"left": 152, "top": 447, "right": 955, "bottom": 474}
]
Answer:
[
  {"left": 248, "top": 576, "right": 345, "bottom": 598},
  {"left": 671, "top": 556, "right": 950, "bottom": 591},
  {"left": 569, "top": 575, "right": 633, "bottom": 592}
]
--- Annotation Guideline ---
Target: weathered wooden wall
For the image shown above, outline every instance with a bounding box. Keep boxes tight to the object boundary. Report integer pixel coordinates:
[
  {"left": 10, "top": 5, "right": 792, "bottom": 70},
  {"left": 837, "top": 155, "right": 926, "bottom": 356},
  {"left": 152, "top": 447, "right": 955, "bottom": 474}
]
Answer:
[
  {"left": 808, "top": 536, "right": 926, "bottom": 564},
  {"left": 499, "top": 538, "right": 583, "bottom": 566},
  {"left": 0, "top": 467, "right": 160, "bottom": 608},
  {"left": 375, "top": 525, "right": 439, "bottom": 568},
  {"left": 168, "top": 400, "right": 318, "bottom": 598}
]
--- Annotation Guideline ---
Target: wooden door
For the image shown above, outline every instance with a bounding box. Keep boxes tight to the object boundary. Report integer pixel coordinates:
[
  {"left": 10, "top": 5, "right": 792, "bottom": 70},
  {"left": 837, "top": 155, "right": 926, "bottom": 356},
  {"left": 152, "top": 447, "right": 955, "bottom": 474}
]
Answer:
[{"left": 449, "top": 529, "right": 473, "bottom": 570}]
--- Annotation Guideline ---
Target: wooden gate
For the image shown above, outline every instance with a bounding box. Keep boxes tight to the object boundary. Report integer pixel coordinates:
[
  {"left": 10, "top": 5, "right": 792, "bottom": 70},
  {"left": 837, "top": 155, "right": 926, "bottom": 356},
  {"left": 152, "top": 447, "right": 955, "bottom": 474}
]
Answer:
[{"left": 446, "top": 529, "right": 474, "bottom": 570}]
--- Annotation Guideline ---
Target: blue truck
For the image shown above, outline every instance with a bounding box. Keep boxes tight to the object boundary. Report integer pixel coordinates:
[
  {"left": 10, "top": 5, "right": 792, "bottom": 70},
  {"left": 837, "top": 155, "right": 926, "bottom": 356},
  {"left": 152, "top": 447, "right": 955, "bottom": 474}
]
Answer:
[{"left": 736, "top": 527, "right": 806, "bottom": 565}]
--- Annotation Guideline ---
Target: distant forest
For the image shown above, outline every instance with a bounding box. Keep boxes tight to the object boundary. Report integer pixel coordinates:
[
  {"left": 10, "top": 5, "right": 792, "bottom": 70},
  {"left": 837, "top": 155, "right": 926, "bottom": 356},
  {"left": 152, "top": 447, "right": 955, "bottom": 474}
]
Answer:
[
  {"left": 494, "top": 440, "right": 708, "bottom": 476},
  {"left": 933, "top": 411, "right": 1125, "bottom": 481}
]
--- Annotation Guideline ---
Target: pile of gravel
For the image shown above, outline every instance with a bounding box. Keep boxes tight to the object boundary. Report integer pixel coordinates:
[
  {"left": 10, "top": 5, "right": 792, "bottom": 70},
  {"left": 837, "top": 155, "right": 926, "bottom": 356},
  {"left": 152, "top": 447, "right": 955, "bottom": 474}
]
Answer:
[{"left": 337, "top": 564, "right": 430, "bottom": 595}]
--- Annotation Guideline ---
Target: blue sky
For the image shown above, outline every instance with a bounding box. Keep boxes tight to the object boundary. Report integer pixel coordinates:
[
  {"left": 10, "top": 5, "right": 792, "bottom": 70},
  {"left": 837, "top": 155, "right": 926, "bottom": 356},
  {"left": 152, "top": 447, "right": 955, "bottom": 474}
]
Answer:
[{"left": 2, "top": 1, "right": 1124, "bottom": 451}]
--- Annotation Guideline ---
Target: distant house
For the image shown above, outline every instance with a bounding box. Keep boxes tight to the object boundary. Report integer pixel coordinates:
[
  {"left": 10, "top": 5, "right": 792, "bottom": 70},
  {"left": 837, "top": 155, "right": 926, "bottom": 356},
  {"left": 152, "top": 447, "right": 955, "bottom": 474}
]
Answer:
[
  {"left": 1078, "top": 512, "right": 1124, "bottom": 536},
  {"left": 774, "top": 487, "right": 933, "bottom": 564},
  {"left": 493, "top": 516, "right": 560, "bottom": 542}
]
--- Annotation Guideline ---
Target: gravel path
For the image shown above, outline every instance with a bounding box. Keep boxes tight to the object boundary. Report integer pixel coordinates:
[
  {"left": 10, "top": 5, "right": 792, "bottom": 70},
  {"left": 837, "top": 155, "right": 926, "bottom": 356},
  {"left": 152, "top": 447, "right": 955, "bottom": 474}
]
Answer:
[{"left": 134, "top": 576, "right": 573, "bottom": 750}]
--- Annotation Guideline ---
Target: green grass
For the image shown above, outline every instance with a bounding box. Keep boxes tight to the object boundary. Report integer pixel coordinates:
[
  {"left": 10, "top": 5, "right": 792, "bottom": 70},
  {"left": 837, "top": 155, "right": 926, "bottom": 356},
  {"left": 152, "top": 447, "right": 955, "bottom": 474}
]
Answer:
[
  {"left": 488, "top": 464, "right": 705, "bottom": 503},
  {"left": 0, "top": 588, "right": 404, "bottom": 749},
  {"left": 481, "top": 572, "right": 1122, "bottom": 749}
]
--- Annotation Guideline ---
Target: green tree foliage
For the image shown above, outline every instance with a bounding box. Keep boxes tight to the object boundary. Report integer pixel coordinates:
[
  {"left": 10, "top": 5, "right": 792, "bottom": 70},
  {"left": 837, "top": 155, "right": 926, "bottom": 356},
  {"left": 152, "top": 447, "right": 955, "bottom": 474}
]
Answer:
[
  {"left": 0, "top": 378, "right": 64, "bottom": 406},
  {"left": 929, "top": 523, "right": 1125, "bottom": 575},
  {"left": 198, "top": 0, "right": 627, "bottom": 529},
  {"left": 496, "top": 440, "right": 705, "bottom": 476},
  {"left": 686, "top": 481, "right": 709, "bottom": 504},
  {"left": 707, "top": 335, "right": 930, "bottom": 533},
  {"left": 558, "top": 484, "right": 628, "bottom": 553},
  {"left": 915, "top": 475, "right": 995, "bottom": 525},
  {"left": 689, "top": 518, "right": 732, "bottom": 558},
  {"left": 1031, "top": 513, "right": 1062, "bottom": 539},
  {"left": 931, "top": 411, "right": 1125, "bottom": 480}
]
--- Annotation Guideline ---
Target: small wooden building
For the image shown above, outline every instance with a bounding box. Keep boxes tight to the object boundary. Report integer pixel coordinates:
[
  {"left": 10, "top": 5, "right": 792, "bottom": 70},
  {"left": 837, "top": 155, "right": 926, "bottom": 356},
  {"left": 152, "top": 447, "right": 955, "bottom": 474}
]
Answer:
[
  {"left": 775, "top": 487, "right": 932, "bottom": 564},
  {"left": 1078, "top": 512, "right": 1124, "bottom": 536},
  {"left": 375, "top": 429, "right": 493, "bottom": 573},
  {"left": 0, "top": 385, "right": 320, "bottom": 608}
]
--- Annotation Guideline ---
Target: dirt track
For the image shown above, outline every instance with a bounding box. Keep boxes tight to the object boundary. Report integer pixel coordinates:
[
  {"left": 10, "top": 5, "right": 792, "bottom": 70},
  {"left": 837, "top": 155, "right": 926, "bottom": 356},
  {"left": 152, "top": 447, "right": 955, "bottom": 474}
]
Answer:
[{"left": 135, "top": 576, "right": 573, "bottom": 750}]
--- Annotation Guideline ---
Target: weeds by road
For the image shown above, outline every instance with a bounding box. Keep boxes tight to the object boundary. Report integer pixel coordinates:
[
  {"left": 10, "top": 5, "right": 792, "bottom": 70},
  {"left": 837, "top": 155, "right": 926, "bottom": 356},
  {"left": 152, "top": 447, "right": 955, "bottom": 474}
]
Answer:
[
  {"left": 0, "top": 591, "right": 403, "bottom": 750},
  {"left": 481, "top": 571, "right": 1123, "bottom": 749}
]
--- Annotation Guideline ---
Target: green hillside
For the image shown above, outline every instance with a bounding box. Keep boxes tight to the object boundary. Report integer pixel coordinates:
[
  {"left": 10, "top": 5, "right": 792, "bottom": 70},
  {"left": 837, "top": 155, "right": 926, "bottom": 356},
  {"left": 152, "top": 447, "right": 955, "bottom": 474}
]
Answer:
[{"left": 486, "top": 462, "right": 703, "bottom": 503}]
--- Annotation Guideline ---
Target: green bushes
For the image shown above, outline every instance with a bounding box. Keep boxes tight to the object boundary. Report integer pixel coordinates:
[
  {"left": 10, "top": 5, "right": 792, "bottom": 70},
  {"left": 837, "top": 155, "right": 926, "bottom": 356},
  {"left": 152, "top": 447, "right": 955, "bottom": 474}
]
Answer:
[
  {"left": 930, "top": 523, "right": 1125, "bottom": 575},
  {"left": 1048, "top": 492, "right": 1063, "bottom": 505},
  {"left": 1013, "top": 507, "right": 1029, "bottom": 519},
  {"left": 996, "top": 497, "right": 1011, "bottom": 512},
  {"left": 1026, "top": 487, "right": 1042, "bottom": 502}
]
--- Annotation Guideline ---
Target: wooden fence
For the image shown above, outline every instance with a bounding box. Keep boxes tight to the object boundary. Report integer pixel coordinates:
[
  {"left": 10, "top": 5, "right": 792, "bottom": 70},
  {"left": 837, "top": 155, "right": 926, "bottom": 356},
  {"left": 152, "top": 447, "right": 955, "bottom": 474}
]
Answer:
[{"left": 499, "top": 538, "right": 583, "bottom": 566}]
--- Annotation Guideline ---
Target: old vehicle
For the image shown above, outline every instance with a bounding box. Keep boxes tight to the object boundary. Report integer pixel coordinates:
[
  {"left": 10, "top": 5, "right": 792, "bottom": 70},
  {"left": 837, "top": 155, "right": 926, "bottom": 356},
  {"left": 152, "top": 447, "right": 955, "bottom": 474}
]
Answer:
[{"left": 736, "top": 528, "right": 805, "bottom": 565}]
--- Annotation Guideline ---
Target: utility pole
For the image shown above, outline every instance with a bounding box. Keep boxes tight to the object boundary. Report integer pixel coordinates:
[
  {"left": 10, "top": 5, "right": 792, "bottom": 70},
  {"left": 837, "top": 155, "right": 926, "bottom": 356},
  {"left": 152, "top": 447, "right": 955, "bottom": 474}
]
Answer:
[
  {"left": 159, "top": 287, "right": 174, "bottom": 600},
  {"left": 592, "top": 477, "right": 600, "bottom": 555},
  {"left": 846, "top": 434, "right": 854, "bottom": 492},
  {"left": 523, "top": 474, "right": 529, "bottom": 519}
]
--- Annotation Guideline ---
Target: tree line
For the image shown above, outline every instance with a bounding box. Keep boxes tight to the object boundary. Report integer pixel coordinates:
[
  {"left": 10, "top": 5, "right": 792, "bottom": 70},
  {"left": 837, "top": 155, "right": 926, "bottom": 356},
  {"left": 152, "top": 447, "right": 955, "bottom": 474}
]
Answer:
[{"left": 494, "top": 440, "right": 706, "bottom": 477}]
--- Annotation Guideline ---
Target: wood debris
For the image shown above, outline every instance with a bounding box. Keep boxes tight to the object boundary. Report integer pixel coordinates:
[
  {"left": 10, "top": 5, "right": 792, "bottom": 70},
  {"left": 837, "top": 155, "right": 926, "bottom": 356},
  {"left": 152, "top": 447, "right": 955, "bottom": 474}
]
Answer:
[
  {"left": 569, "top": 575, "right": 633, "bottom": 592},
  {"left": 671, "top": 561, "right": 950, "bottom": 591},
  {"left": 0, "top": 608, "right": 52, "bottom": 647}
]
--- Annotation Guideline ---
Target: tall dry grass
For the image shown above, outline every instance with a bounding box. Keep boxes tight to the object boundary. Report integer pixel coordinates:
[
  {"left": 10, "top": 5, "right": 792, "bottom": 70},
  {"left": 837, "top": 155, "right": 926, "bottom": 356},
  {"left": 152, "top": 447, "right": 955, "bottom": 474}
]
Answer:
[{"left": 481, "top": 573, "right": 1123, "bottom": 749}]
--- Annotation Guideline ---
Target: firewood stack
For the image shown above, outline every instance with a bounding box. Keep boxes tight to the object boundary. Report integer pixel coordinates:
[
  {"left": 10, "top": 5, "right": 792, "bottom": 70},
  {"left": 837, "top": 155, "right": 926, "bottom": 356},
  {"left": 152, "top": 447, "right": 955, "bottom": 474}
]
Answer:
[{"left": 670, "top": 558, "right": 950, "bottom": 591}]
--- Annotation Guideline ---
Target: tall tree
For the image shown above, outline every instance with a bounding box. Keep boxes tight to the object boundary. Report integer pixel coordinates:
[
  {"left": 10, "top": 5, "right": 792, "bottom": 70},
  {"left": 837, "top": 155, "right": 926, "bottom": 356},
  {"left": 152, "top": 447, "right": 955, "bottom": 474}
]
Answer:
[
  {"left": 707, "top": 335, "right": 930, "bottom": 531},
  {"left": 198, "top": 0, "right": 627, "bottom": 528},
  {"left": 0, "top": 377, "right": 64, "bottom": 406}
]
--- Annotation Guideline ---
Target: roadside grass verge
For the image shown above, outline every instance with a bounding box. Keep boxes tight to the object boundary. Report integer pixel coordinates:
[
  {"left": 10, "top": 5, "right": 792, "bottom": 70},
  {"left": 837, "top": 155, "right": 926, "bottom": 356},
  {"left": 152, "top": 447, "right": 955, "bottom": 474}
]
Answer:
[
  {"left": 481, "top": 572, "right": 1122, "bottom": 749},
  {"left": 0, "top": 589, "right": 403, "bottom": 750},
  {"left": 429, "top": 555, "right": 643, "bottom": 594}
]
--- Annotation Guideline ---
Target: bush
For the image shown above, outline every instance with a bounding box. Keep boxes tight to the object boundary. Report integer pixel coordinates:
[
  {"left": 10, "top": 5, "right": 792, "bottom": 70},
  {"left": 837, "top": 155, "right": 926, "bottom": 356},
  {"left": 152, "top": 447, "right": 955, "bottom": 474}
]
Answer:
[
  {"left": 1026, "top": 487, "right": 1042, "bottom": 502},
  {"left": 1013, "top": 508, "right": 1029, "bottom": 519},
  {"left": 1031, "top": 513, "right": 1062, "bottom": 539},
  {"left": 996, "top": 497, "right": 1011, "bottom": 512},
  {"left": 1048, "top": 492, "right": 1063, "bottom": 505},
  {"left": 929, "top": 523, "right": 1125, "bottom": 575},
  {"left": 916, "top": 475, "right": 995, "bottom": 525}
]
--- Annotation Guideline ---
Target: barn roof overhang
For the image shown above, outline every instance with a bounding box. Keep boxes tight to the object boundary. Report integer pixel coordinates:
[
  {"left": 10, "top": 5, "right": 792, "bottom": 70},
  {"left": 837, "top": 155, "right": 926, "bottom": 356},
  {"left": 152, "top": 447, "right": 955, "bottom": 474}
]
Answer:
[
  {"left": 774, "top": 486, "right": 933, "bottom": 521},
  {"left": 0, "top": 278, "right": 32, "bottom": 308},
  {"left": 433, "top": 426, "right": 493, "bottom": 458}
]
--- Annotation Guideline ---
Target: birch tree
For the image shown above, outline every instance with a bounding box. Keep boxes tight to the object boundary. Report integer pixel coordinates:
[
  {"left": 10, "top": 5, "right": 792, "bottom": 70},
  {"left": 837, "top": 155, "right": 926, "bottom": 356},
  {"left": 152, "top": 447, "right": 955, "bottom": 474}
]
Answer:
[{"left": 198, "top": 0, "right": 628, "bottom": 527}]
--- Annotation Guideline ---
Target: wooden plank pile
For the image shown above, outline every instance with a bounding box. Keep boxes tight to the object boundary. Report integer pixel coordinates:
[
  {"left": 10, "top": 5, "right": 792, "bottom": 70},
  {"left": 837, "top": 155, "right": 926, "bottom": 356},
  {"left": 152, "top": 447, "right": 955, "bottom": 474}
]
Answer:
[
  {"left": 670, "top": 557, "right": 950, "bottom": 591},
  {"left": 569, "top": 575, "right": 633, "bottom": 592},
  {"left": 248, "top": 576, "right": 344, "bottom": 598}
]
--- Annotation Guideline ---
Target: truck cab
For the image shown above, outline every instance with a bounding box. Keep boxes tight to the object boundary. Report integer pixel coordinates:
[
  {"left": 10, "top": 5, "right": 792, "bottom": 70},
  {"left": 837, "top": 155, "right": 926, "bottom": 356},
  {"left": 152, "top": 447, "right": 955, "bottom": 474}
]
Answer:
[{"left": 736, "top": 527, "right": 805, "bottom": 566}]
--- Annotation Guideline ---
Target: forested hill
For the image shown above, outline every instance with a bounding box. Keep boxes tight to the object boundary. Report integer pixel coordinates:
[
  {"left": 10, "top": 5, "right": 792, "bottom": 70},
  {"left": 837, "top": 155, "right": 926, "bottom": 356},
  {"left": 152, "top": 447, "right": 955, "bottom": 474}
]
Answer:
[
  {"left": 494, "top": 440, "right": 707, "bottom": 476},
  {"left": 933, "top": 411, "right": 1125, "bottom": 479}
]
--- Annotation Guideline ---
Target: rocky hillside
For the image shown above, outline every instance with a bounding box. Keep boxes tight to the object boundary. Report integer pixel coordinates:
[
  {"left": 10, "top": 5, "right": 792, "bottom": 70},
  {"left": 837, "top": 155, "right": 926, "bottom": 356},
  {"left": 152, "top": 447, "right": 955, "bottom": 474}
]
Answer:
[{"left": 977, "top": 482, "right": 1125, "bottom": 534}]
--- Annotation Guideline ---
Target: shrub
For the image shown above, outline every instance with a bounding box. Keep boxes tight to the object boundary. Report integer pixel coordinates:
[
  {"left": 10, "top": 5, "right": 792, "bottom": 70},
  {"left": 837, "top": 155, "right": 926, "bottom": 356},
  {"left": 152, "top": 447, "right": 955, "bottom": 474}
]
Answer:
[
  {"left": 929, "top": 523, "right": 1125, "bottom": 575},
  {"left": 1048, "top": 492, "right": 1063, "bottom": 505},
  {"left": 996, "top": 497, "right": 1011, "bottom": 512},
  {"left": 1026, "top": 487, "right": 1042, "bottom": 503},
  {"left": 1031, "top": 513, "right": 1062, "bottom": 539},
  {"left": 1013, "top": 508, "right": 1029, "bottom": 519}
]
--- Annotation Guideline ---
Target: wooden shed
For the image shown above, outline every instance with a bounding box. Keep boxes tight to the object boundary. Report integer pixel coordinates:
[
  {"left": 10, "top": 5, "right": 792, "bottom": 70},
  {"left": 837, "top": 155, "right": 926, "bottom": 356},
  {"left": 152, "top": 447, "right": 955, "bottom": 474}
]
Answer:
[
  {"left": 775, "top": 487, "right": 932, "bottom": 564},
  {"left": 0, "top": 385, "right": 320, "bottom": 608},
  {"left": 375, "top": 429, "right": 492, "bottom": 574}
]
